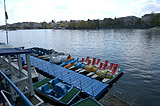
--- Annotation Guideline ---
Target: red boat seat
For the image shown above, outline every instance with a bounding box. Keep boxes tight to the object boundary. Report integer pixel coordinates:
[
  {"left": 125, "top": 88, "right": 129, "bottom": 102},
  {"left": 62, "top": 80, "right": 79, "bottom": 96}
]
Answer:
[
  {"left": 80, "top": 58, "right": 85, "bottom": 62},
  {"left": 91, "top": 58, "right": 96, "bottom": 65},
  {"left": 98, "top": 62, "right": 103, "bottom": 69},
  {"left": 108, "top": 63, "right": 114, "bottom": 70},
  {"left": 102, "top": 60, "right": 108, "bottom": 70},
  {"left": 85, "top": 56, "right": 90, "bottom": 62},
  {"left": 112, "top": 64, "right": 119, "bottom": 74},
  {"left": 87, "top": 60, "right": 91, "bottom": 65},
  {"left": 95, "top": 59, "right": 100, "bottom": 65}
]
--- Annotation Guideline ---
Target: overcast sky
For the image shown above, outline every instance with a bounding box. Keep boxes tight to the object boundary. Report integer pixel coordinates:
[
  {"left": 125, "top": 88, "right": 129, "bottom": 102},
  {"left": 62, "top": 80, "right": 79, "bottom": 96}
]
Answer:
[{"left": 0, "top": 0, "right": 160, "bottom": 25}]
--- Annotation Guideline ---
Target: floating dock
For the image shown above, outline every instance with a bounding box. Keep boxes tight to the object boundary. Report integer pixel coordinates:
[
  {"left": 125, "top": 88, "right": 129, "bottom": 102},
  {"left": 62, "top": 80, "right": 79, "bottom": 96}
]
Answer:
[{"left": 22, "top": 55, "right": 108, "bottom": 99}]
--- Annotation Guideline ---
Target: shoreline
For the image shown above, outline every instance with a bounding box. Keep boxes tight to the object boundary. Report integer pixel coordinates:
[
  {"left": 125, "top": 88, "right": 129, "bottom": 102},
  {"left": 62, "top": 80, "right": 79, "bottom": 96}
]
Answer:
[{"left": 1, "top": 26, "right": 159, "bottom": 31}]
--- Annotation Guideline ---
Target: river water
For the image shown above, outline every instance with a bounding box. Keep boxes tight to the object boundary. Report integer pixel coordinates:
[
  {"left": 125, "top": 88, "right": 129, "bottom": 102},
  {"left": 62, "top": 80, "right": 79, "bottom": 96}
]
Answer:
[{"left": 0, "top": 29, "right": 160, "bottom": 106}]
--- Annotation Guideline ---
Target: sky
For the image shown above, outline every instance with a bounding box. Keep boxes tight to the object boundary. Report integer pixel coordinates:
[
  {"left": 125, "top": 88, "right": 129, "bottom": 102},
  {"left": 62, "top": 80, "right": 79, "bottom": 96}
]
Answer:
[{"left": 0, "top": 0, "right": 160, "bottom": 25}]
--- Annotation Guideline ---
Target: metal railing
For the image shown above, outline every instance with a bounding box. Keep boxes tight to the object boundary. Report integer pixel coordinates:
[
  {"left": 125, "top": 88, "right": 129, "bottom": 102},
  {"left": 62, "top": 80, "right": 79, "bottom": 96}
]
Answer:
[
  {"left": 1, "top": 90, "right": 12, "bottom": 106},
  {"left": 0, "top": 70, "right": 34, "bottom": 106}
]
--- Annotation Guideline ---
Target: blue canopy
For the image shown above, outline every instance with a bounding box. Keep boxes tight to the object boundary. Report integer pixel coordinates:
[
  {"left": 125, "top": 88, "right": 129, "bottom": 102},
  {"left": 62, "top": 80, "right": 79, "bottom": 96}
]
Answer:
[
  {"left": 0, "top": 43, "right": 30, "bottom": 56},
  {"left": 0, "top": 48, "right": 30, "bottom": 56}
]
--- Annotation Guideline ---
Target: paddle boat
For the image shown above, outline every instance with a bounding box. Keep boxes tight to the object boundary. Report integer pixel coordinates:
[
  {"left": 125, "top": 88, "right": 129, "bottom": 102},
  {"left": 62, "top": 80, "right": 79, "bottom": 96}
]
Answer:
[
  {"left": 27, "top": 47, "right": 69, "bottom": 64},
  {"left": 26, "top": 47, "right": 54, "bottom": 61},
  {"left": 63, "top": 56, "right": 123, "bottom": 84},
  {"left": 26, "top": 47, "right": 123, "bottom": 85},
  {"left": 33, "top": 77, "right": 80, "bottom": 105},
  {"left": 59, "top": 55, "right": 76, "bottom": 67},
  {"left": 49, "top": 52, "right": 69, "bottom": 65}
]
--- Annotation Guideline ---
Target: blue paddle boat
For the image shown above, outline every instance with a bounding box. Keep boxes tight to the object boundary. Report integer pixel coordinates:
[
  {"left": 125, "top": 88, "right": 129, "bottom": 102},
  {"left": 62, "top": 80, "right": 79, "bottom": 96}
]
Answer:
[{"left": 33, "top": 78, "right": 80, "bottom": 105}]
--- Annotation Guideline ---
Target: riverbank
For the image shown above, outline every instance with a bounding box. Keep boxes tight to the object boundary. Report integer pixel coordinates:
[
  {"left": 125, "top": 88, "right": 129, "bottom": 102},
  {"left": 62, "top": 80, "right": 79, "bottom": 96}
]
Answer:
[
  {"left": 0, "top": 26, "right": 160, "bottom": 31},
  {"left": 0, "top": 13, "right": 160, "bottom": 30}
]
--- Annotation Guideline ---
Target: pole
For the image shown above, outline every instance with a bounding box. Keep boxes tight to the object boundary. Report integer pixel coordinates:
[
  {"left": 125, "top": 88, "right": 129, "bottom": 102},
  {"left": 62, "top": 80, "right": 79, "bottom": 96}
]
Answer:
[
  {"left": 4, "top": 0, "right": 9, "bottom": 44},
  {"left": 26, "top": 53, "right": 34, "bottom": 96}
]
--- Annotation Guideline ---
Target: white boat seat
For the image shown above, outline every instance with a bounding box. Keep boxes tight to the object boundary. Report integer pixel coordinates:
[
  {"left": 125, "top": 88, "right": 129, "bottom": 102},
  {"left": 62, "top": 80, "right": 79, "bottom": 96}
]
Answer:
[
  {"left": 75, "top": 68, "right": 82, "bottom": 72},
  {"left": 91, "top": 74, "right": 98, "bottom": 79},
  {"left": 102, "top": 78, "right": 110, "bottom": 83},
  {"left": 87, "top": 72, "right": 95, "bottom": 77},
  {"left": 68, "top": 66, "right": 75, "bottom": 70},
  {"left": 78, "top": 69, "right": 86, "bottom": 73}
]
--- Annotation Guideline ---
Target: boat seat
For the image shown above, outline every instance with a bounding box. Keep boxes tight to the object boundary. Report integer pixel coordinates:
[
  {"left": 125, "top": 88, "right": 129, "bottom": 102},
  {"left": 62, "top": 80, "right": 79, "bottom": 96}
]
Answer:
[
  {"left": 112, "top": 64, "right": 119, "bottom": 75},
  {"left": 91, "top": 74, "right": 99, "bottom": 78},
  {"left": 76, "top": 58, "right": 80, "bottom": 62},
  {"left": 80, "top": 58, "right": 85, "bottom": 62},
  {"left": 74, "top": 62, "right": 86, "bottom": 69},
  {"left": 85, "top": 56, "right": 90, "bottom": 62},
  {"left": 79, "top": 69, "right": 87, "bottom": 73},
  {"left": 87, "top": 72, "right": 95, "bottom": 77},
  {"left": 91, "top": 58, "right": 96, "bottom": 65},
  {"left": 49, "top": 78, "right": 59, "bottom": 85},
  {"left": 102, "top": 78, "right": 110, "bottom": 83},
  {"left": 95, "top": 58, "right": 101, "bottom": 66},
  {"left": 108, "top": 63, "right": 114, "bottom": 70},
  {"left": 75, "top": 68, "right": 82, "bottom": 72},
  {"left": 53, "top": 82, "right": 67, "bottom": 95},
  {"left": 59, "top": 58, "right": 75, "bottom": 67},
  {"left": 41, "top": 83, "right": 52, "bottom": 94}
]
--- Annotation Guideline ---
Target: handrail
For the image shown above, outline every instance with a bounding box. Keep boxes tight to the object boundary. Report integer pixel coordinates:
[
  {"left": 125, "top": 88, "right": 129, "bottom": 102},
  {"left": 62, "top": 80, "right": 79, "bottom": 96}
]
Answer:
[
  {"left": 1, "top": 90, "right": 12, "bottom": 106},
  {"left": 0, "top": 70, "right": 34, "bottom": 106}
]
